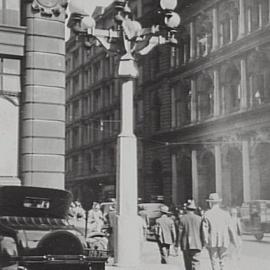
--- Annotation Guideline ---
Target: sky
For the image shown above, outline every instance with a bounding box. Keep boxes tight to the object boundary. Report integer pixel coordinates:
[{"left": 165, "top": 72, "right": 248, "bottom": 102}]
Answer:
[{"left": 65, "top": 0, "right": 114, "bottom": 40}]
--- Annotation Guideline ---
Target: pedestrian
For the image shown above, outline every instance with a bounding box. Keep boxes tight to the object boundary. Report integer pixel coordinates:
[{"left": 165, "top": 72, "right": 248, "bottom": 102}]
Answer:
[
  {"left": 154, "top": 205, "right": 176, "bottom": 264},
  {"left": 173, "top": 208, "right": 185, "bottom": 256},
  {"left": 229, "top": 207, "right": 242, "bottom": 269},
  {"left": 202, "top": 193, "right": 238, "bottom": 270},
  {"left": 178, "top": 200, "right": 204, "bottom": 270},
  {"left": 88, "top": 202, "right": 105, "bottom": 233}
]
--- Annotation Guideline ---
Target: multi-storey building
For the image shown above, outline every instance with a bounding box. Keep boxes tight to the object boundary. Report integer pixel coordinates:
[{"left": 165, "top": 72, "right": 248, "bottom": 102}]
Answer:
[
  {"left": 65, "top": 0, "right": 145, "bottom": 202},
  {"left": 66, "top": 0, "right": 270, "bottom": 208},
  {"left": 0, "top": 0, "right": 66, "bottom": 189},
  {"left": 142, "top": 0, "right": 270, "bottom": 208}
]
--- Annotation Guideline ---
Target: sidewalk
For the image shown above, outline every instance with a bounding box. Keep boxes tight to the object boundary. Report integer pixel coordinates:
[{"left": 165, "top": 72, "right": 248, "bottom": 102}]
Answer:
[
  {"left": 106, "top": 239, "right": 270, "bottom": 270},
  {"left": 106, "top": 241, "right": 210, "bottom": 270}
]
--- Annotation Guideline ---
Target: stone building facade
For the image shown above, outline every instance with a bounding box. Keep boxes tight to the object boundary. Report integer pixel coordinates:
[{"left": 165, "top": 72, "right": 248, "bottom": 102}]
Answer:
[
  {"left": 142, "top": 0, "right": 270, "bottom": 208},
  {"left": 65, "top": 0, "right": 270, "bottom": 208},
  {"left": 0, "top": 0, "right": 66, "bottom": 189}
]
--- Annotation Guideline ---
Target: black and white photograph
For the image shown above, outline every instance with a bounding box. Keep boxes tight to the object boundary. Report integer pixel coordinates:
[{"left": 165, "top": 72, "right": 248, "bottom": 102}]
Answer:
[{"left": 1, "top": 0, "right": 270, "bottom": 269}]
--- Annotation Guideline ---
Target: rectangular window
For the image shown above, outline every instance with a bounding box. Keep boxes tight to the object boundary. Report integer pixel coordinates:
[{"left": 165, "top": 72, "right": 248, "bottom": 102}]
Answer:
[
  {"left": 0, "top": 0, "right": 20, "bottom": 26},
  {"left": 0, "top": 58, "right": 21, "bottom": 93}
]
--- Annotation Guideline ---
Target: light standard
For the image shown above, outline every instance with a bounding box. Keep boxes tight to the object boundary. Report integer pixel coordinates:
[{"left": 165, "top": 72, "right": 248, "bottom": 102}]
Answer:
[{"left": 68, "top": 0, "right": 180, "bottom": 267}]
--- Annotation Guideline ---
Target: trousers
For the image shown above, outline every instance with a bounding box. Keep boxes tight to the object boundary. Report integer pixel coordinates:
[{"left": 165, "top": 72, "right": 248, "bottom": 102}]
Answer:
[
  {"left": 156, "top": 241, "right": 170, "bottom": 264},
  {"left": 207, "top": 247, "right": 229, "bottom": 270},
  {"left": 182, "top": 249, "right": 201, "bottom": 270}
]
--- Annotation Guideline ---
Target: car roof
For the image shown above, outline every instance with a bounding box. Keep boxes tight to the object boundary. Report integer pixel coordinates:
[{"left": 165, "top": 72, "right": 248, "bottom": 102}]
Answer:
[{"left": 0, "top": 186, "right": 72, "bottom": 219}]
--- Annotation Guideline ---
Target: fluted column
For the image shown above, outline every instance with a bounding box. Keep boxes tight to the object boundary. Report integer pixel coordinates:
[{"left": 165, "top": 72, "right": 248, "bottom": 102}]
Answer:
[
  {"left": 21, "top": 2, "right": 66, "bottom": 189},
  {"left": 215, "top": 145, "right": 222, "bottom": 196},
  {"left": 242, "top": 140, "right": 251, "bottom": 202},
  {"left": 212, "top": 5, "right": 219, "bottom": 50},
  {"left": 213, "top": 69, "right": 220, "bottom": 116},
  {"left": 239, "top": 0, "right": 245, "bottom": 37},
  {"left": 191, "top": 79, "right": 197, "bottom": 122},
  {"left": 189, "top": 21, "right": 196, "bottom": 60},
  {"left": 192, "top": 150, "right": 199, "bottom": 202},
  {"left": 171, "top": 153, "right": 178, "bottom": 205},
  {"left": 240, "top": 57, "right": 248, "bottom": 109}
]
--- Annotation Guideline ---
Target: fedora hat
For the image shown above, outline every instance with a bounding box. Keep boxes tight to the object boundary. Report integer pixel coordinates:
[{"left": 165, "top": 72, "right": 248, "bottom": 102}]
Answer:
[
  {"left": 186, "top": 200, "right": 197, "bottom": 210},
  {"left": 206, "top": 193, "right": 222, "bottom": 202},
  {"left": 160, "top": 205, "right": 171, "bottom": 214}
]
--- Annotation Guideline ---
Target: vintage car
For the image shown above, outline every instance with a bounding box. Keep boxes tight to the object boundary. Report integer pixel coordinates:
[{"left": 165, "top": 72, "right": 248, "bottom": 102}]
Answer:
[
  {"left": 0, "top": 186, "right": 108, "bottom": 270},
  {"left": 239, "top": 200, "right": 270, "bottom": 241}
]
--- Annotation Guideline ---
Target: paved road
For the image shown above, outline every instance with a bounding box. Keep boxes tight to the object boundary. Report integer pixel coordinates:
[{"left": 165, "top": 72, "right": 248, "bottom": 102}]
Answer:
[{"left": 139, "top": 234, "right": 270, "bottom": 270}]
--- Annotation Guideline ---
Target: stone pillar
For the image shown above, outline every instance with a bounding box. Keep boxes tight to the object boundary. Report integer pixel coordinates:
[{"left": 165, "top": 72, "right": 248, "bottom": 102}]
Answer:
[
  {"left": 171, "top": 153, "right": 178, "bottom": 205},
  {"left": 242, "top": 140, "right": 251, "bottom": 202},
  {"left": 229, "top": 18, "right": 233, "bottom": 42},
  {"left": 191, "top": 79, "right": 197, "bottom": 122},
  {"left": 215, "top": 145, "right": 222, "bottom": 196},
  {"left": 115, "top": 56, "right": 140, "bottom": 267},
  {"left": 189, "top": 21, "right": 196, "bottom": 60},
  {"left": 192, "top": 150, "right": 199, "bottom": 202},
  {"left": 239, "top": 0, "right": 245, "bottom": 37},
  {"left": 212, "top": 5, "right": 219, "bottom": 50},
  {"left": 240, "top": 57, "right": 248, "bottom": 109},
  {"left": 21, "top": 2, "right": 66, "bottom": 189},
  {"left": 213, "top": 69, "right": 220, "bottom": 116}
]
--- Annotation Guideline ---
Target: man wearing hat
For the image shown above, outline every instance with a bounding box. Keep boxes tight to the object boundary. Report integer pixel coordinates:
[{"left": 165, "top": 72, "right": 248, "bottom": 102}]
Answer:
[
  {"left": 155, "top": 205, "right": 176, "bottom": 264},
  {"left": 178, "top": 200, "right": 204, "bottom": 270},
  {"left": 203, "top": 193, "right": 237, "bottom": 270}
]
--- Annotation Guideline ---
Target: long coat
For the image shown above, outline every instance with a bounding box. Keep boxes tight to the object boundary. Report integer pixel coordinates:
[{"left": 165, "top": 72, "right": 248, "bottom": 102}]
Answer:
[
  {"left": 155, "top": 214, "right": 176, "bottom": 245},
  {"left": 178, "top": 212, "right": 204, "bottom": 251},
  {"left": 203, "top": 206, "right": 237, "bottom": 248}
]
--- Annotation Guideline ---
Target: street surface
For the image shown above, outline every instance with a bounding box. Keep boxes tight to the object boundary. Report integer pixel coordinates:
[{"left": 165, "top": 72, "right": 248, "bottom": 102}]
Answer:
[{"left": 108, "top": 234, "right": 270, "bottom": 270}]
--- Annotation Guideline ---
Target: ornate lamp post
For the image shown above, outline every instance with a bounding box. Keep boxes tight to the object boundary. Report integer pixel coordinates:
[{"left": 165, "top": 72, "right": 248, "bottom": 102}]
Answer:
[{"left": 68, "top": 0, "right": 180, "bottom": 267}]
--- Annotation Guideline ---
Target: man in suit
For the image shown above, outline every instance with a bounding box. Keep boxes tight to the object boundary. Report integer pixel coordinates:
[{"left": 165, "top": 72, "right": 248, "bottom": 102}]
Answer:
[
  {"left": 203, "top": 193, "right": 237, "bottom": 270},
  {"left": 155, "top": 205, "right": 176, "bottom": 264},
  {"left": 178, "top": 200, "right": 204, "bottom": 270}
]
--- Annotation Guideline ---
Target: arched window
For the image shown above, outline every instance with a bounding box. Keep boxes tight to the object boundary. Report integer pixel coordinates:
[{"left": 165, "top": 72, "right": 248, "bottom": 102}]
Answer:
[
  {"left": 247, "top": 51, "right": 270, "bottom": 106},
  {"left": 171, "top": 81, "right": 191, "bottom": 127},
  {"left": 0, "top": 57, "right": 21, "bottom": 183},
  {"left": 222, "top": 65, "right": 241, "bottom": 113},
  {"left": 197, "top": 74, "right": 214, "bottom": 120},
  {"left": 0, "top": 97, "right": 19, "bottom": 178}
]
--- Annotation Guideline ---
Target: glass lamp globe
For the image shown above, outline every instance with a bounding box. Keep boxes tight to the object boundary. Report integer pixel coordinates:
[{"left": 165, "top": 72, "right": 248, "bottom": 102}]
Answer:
[
  {"left": 160, "top": 0, "right": 177, "bottom": 10},
  {"left": 81, "top": 16, "right": 96, "bottom": 31},
  {"left": 69, "top": 0, "right": 89, "bottom": 15},
  {"left": 165, "top": 12, "right": 181, "bottom": 28}
]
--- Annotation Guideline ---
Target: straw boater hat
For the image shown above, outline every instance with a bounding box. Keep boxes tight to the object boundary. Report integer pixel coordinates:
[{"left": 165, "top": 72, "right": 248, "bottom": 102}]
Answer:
[
  {"left": 206, "top": 193, "right": 222, "bottom": 202},
  {"left": 186, "top": 200, "right": 197, "bottom": 210},
  {"left": 160, "top": 205, "right": 171, "bottom": 214}
]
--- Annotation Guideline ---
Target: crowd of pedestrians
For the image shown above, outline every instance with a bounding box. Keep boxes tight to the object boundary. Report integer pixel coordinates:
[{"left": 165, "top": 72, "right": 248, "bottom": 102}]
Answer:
[
  {"left": 154, "top": 193, "right": 242, "bottom": 270},
  {"left": 67, "top": 193, "right": 243, "bottom": 269}
]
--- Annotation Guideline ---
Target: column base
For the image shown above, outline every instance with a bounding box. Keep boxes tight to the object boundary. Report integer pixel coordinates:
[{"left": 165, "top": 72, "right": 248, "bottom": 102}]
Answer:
[{"left": 114, "top": 214, "right": 141, "bottom": 268}]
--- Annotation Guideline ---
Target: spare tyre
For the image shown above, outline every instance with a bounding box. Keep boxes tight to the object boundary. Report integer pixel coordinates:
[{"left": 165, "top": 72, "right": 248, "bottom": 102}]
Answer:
[{"left": 37, "top": 230, "right": 84, "bottom": 255}]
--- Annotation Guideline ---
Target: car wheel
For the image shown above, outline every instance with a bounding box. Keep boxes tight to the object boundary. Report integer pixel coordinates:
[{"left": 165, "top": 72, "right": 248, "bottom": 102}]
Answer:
[{"left": 255, "top": 233, "right": 264, "bottom": 241}]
